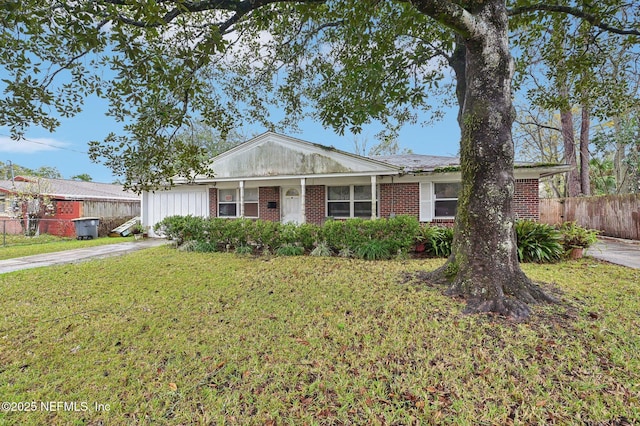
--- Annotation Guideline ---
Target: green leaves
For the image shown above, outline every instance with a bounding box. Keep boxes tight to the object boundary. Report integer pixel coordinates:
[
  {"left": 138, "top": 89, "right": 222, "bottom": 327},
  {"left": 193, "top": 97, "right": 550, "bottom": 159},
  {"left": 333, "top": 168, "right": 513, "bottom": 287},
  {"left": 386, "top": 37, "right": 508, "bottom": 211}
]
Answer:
[{"left": 515, "top": 220, "right": 564, "bottom": 263}]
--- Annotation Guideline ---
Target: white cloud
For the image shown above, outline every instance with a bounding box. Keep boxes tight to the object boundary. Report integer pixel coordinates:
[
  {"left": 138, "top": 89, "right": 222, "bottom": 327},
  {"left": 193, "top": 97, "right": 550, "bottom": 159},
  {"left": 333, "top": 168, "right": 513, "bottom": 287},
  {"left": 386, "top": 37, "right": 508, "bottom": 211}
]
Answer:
[{"left": 0, "top": 136, "right": 71, "bottom": 154}]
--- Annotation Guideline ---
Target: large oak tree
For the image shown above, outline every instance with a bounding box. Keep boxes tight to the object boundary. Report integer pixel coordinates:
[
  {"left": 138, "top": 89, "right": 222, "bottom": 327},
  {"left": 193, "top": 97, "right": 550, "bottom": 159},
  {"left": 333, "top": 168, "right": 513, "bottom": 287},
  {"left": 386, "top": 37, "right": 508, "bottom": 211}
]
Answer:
[{"left": 1, "top": 0, "right": 638, "bottom": 319}]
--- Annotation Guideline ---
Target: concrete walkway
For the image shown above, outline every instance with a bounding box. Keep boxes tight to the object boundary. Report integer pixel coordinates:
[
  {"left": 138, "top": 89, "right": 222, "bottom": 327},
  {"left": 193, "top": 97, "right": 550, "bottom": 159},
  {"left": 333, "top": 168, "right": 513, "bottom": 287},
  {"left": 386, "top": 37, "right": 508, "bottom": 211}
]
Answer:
[
  {"left": 586, "top": 237, "right": 640, "bottom": 269},
  {"left": 0, "top": 238, "right": 169, "bottom": 275}
]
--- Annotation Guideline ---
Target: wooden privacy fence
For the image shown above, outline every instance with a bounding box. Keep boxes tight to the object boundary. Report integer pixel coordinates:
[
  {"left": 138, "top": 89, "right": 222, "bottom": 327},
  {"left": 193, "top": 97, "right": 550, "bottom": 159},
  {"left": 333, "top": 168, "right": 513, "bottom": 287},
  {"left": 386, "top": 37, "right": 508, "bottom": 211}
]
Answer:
[{"left": 540, "top": 194, "right": 640, "bottom": 240}]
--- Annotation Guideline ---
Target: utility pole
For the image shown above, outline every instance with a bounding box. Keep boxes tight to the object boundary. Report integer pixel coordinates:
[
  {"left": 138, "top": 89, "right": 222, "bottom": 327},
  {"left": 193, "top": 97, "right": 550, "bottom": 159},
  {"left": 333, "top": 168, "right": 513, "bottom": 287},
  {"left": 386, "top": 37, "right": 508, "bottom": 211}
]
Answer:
[{"left": 7, "top": 160, "right": 15, "bottom": 188}]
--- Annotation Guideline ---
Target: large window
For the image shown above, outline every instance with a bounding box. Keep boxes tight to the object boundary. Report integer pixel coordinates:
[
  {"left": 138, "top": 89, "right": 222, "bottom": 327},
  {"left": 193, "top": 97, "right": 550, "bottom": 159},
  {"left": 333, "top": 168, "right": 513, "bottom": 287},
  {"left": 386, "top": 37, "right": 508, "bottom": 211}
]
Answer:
[
  {"left": 243, "top": 188, "right": 259, "bottom": 217},
  {"left": 327, "top": 185, "right": 375, "bottom": 218},
  {"left": 218, "top": 188, "right": 259, "bottom": 218},
  {"left": 434, "top": 182, "right": 460, "bottom": 218}
]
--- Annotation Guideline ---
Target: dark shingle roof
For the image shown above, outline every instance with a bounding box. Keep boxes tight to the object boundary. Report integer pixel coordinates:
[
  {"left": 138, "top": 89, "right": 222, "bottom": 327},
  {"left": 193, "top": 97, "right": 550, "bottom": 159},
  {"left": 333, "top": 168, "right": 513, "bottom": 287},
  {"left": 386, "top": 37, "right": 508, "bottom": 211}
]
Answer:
[
  {"left": 0, "top": 176, "right": 139, "bottom": 201},
  {"left": 370, "top": 154, "right": 461, "bottom": 172}
]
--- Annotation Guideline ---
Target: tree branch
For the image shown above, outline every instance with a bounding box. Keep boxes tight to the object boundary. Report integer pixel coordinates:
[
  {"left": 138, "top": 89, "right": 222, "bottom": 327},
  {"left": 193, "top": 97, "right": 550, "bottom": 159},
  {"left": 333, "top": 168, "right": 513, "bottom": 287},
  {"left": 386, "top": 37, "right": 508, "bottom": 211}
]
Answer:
[
  {"left": 407, "top": 0, "right": 478, "bottom": 38},
  {"left": 508, "top": 4, "right": 640, "bottom": 36},
  {"left": 108, "top": 0, "right": 326, "bottom": 28},
  {"left": 516, "top": 119, "right": 561, "bottom": 133}
]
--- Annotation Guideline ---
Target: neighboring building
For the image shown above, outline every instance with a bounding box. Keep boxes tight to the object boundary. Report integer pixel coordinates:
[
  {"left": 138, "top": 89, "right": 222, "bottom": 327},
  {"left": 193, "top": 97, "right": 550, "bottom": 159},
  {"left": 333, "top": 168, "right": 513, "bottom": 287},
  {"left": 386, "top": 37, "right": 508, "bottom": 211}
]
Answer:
[
  {"left": 142, "top": 132, "right": 570, "bottom": 236},
  {"left": 0, "top": 176, "right": 140, "bottom": 237}
]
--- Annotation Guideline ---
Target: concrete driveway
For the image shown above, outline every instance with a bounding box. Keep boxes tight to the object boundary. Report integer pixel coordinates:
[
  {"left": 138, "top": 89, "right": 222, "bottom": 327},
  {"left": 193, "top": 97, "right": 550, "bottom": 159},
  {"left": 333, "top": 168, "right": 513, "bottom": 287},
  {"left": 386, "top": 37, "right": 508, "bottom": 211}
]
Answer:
[
  {"left": 586, "top": 237, "right": 640, "bottom": 269},
  {"left": 0, "top": 238, "right": 169, "bottom": 275}
]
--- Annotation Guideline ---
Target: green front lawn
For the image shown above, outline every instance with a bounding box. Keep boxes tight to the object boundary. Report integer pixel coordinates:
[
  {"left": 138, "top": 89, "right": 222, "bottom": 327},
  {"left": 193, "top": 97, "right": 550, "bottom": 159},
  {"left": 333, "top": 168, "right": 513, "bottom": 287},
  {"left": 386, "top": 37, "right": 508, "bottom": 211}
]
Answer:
[
  {"left": 0, "top": 236, "right": 135, "bottom": 260},
  {"left": 0, "top": 248, "right": 638, "bottom": 425}
]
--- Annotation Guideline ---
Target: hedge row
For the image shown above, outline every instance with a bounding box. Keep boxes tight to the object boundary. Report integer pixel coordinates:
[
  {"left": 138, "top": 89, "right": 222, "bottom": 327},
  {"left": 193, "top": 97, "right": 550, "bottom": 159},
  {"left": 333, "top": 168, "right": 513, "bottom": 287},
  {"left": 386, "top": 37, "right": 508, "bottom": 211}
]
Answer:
[
  {"left": 154, "top": 215, "right": 422, "bottom": 260},
  {"left": 153, "top": 215, "right": 598, "bottom": 262}
]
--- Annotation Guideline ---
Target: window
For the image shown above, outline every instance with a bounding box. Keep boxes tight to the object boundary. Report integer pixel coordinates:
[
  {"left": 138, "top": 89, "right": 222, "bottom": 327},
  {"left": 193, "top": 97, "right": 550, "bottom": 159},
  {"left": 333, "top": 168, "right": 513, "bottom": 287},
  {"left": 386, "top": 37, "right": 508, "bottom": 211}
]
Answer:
[
  {"left": 218, "top": 189, "right": 237, "bottom": 217},
  {"left": 434, "top": 182, "right": 460, "bottom": 218},
  {"left": 218, "top": 188, "right": 259, "bottom": 218},
  {"left": 327, "top": 185, "right": 376, "bottom": 218},
  {"left": 244, "top": 188, "right": 259, "bottom": 217}
]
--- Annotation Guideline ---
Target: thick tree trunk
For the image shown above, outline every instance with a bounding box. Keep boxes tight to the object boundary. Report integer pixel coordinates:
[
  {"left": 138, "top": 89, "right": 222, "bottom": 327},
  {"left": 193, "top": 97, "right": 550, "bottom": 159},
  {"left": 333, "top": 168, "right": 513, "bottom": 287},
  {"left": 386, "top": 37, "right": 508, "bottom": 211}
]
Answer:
[
  {"left": 580, "top": 106, "right": 591, "bottom": 195},
  {"left": 612, "top": 116, "right": 629, "bottom": 193},
  {"left": 427, "top": 1, "right": 555, "bottom": 320},
  {"left": 560, "top": 105, "right": 581, "bottom": 197}
]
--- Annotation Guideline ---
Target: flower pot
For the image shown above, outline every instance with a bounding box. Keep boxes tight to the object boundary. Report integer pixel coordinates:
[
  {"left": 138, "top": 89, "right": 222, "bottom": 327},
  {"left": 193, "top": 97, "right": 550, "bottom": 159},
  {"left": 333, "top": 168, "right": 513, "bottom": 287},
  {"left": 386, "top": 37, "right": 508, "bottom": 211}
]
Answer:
[{"left": 569, "top": 247, "right": 584, "bottom": 259}]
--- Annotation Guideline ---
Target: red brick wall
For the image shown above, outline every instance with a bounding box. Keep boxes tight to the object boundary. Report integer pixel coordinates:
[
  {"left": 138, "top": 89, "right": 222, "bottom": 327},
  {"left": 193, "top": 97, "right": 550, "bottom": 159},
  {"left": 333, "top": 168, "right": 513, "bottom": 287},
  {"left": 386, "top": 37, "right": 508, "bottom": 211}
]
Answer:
[
  {"left": 379, "top": 182, "right": 420, "bottom": 219},
  {"left": 514, "top": 179, "right": 539, "bottom": 220},
  {"left": 259, "top": 187, "right": 280, "bottom": 222},
  {"left": 209, "top": 188, "right": 218, "bottom": 217},
  {"left": 207, "top": 180, "right": 540, "bottom": 223},
  {"left": 305, "top": 185, "right": 326, "bottom": 225}
]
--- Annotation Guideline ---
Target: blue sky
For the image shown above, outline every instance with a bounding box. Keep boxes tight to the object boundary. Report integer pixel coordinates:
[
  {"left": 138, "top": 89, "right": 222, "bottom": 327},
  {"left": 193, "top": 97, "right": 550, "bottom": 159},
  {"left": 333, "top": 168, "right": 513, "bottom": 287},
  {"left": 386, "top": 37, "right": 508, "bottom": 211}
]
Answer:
[{"left": 0, "top": 94, "right": 461, "bottom": 184}]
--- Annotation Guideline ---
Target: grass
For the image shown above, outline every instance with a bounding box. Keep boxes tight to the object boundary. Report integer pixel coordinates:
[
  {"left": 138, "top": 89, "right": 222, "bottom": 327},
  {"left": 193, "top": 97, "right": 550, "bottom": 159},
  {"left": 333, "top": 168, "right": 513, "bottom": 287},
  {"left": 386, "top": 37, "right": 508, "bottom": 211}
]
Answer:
[
  {"left": 0, "top": 247, "right": 639, "bottom": 425},
  {"left": 0, "top": 236, "right": 135, "bottom": 260}
]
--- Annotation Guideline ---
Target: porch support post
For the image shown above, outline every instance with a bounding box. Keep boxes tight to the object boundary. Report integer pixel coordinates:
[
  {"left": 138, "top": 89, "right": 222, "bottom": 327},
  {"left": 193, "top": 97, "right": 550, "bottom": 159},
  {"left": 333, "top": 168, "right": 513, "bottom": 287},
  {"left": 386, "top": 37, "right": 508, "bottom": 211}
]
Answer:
[
  {"left": 371, "top": 175, "right": 377, "bottom": 220},
  {"left": 239, "top": 180, "right": 245, "bottom": 217},
  {"left": 300, "top": 178, "right": 307, "bottom": 223}
]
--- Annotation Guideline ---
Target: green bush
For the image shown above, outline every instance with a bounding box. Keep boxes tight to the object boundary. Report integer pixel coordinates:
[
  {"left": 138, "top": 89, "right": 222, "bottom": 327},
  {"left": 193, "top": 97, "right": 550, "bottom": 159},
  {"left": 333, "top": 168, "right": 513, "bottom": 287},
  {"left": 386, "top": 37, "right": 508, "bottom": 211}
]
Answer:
[
  {"left": 156, "top": 215, "right": 588, "bottom": 264},
  {"left": 276, "top": 244, "right": 305, "bottom": 256},
  {"left": 515, "top": 220, "right": 564, "bottom": 263},
  {"left": 430, "top": 226, "right": 454, "bottom": 258},
  {"left": 235, "top": 244, "right": 253, "bottom": 255},
  {"left": 310, "top": 242, "right": 333, "bottom": 257},
  {"left": 251, "top": 219, "right": 281, "bottom": 251},
  {"left": 558, "top": 221, "right": 599, "bottom": 251},
  {"left": 354, "top": 240, "right": 392, "bottom": 260},
  {"left": 154, "top": 215, "right": 206, "bottom": 245},
  {"left": 320, "top": 216, "right": 419, "bottom": 255}
]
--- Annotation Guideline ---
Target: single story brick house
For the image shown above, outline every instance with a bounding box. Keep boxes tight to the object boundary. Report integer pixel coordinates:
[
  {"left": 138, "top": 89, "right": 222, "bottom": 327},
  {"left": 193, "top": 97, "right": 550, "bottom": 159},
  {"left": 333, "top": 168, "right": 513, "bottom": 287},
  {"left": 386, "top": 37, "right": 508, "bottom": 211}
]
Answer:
[
  {"left": 0, "top": 176, "right": 140, "bottom": 237},
  {"left": 142, "top": 132, "right": 570, "bottom": 236}
]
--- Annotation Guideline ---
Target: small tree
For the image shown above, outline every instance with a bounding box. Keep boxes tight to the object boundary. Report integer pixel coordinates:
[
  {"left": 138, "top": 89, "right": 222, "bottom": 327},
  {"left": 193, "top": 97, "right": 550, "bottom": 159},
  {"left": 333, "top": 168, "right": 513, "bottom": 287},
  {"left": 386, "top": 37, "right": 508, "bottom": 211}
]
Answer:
[{"left": 10, "top": 179, "right": 55, "bottom": 236}]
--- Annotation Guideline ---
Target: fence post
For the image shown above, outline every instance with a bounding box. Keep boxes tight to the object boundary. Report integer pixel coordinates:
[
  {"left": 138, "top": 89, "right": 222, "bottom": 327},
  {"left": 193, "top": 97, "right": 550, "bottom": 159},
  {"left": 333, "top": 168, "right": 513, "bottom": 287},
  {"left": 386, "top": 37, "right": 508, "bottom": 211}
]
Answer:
[{"left": 2, "top": 220, "right": 5, "bottom": 247}]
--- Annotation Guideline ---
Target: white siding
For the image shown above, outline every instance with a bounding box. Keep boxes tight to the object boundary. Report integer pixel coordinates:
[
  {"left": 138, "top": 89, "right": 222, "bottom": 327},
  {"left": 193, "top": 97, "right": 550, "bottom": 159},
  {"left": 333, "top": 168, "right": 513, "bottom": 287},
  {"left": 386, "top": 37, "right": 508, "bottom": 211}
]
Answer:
[
  {"left": 419, "top": 182, "right": 433, "bottom": 222},
  {"left": 142, "top": 187, "right": 209, "bottom": 237}
]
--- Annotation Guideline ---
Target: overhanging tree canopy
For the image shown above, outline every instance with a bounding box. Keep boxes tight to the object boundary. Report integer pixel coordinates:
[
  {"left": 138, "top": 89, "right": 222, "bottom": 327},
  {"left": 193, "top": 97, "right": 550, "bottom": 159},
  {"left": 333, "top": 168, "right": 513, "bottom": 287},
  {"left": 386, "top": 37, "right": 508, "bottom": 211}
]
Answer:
[{"left": 1, "top": 0, "right": 638, "bottom": 319}]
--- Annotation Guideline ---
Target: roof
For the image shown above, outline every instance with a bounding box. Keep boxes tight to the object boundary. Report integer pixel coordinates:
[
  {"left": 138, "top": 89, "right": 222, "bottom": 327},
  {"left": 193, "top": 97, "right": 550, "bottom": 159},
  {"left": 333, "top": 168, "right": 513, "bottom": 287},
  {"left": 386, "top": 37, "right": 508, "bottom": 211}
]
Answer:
[
  {"left": 193, "top": 132, "right": 400, "bottom": 182},
  {"left": 0, "top": 176, "right": 139, "bottom": 201},
  {"left": 371, "top": 154, "right": 571, "bottom": 176},
  {"left": 370, "top": 154, "right": 461, "bottom": 172}
]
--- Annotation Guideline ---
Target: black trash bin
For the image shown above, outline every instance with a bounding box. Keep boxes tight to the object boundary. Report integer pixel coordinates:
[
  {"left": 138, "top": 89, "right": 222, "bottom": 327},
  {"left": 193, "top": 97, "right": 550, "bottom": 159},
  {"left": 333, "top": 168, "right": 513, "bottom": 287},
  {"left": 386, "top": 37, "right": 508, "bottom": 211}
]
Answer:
[{"left": 72, "top": 217, "right": 100, "bottom": 240}]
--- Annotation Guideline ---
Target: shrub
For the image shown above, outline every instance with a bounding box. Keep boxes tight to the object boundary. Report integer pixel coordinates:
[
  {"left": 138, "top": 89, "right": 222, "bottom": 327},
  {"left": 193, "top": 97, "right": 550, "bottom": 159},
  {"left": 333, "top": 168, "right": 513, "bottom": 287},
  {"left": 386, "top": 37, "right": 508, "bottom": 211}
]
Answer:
[
  {"left": 320, "top": 216, "right": 419, "bottom": 255},
  {"left": 354, "top": 240, "right": 392, "bottom": 260},
  {"left": 297, "top": 223, "right": 321, "bottom": 251},
  {"left": 338, "top": 247, "right": 354, "bottom": 258},
  {"left": 430, "top": 226, "right": 454, "bottom": 258},
  {"left": 321, "top": 218, "right": 356, "bottom": 251},
  {"left": 153, "top": 215, "right": 206, "bottom": 245},
  {"left": 235, "top": 244, "right": 254, "bottom": 255},
  {"left": 414, "top": 225, "right": 454, "bottom": 258},
  {"left": 558, "top": 221, "right": 599, "bottom": 251},
  {"left": 194, "top": 240, "right": 219, "bottom": 253},
  {"left": 251, "top": 220, "right": 281, "bottom": 251},
  {"left": 310, "top": 242, "right": 333, "bottom": 257},
  {"left": 276, "top": 244, "right": 304, "bottom": 256},
  {"left": 515, "top": 220, "right": 564, "bottom": 263}
]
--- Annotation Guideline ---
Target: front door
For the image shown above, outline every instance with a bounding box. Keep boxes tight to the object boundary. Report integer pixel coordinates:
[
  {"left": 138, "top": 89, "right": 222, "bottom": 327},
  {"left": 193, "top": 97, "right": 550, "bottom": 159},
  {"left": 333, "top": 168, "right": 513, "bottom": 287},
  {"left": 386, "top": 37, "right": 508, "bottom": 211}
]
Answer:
[{"left": 282, "top": 187, "right": 302, "bottom": 224}]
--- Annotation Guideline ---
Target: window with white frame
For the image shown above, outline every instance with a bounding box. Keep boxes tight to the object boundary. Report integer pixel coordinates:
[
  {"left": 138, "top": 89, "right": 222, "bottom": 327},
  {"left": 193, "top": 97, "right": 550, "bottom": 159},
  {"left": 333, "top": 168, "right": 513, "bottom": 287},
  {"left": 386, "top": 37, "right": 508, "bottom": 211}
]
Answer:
[
  {"left": 420, "top": 182, "right": 461, "bottom": 221},
  {"left": 218, "top": 188, "right": 259, "bottom": 218},
  {"left": 434, "top": 182, "right": 461, "bottom": 218},
  {"left": 243, "top": 188, "right": 259, "bottom": 217},
  {"left": 327, "top": 185, "right": 376, "bottom": 218},
  {"left": 218, "top": 189, "right": 237, "bottom": 217}
]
